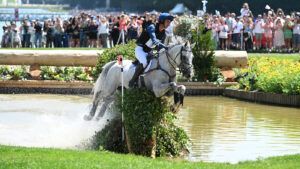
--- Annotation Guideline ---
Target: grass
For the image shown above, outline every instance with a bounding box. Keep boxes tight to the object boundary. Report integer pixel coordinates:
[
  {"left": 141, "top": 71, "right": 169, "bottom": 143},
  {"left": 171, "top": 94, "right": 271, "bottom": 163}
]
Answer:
[
  {"left": 248, "top": 53, "right": 300, "bottom": 61},
  {"left": 0, "top": 145, "right": 299, "bottom": 169}
]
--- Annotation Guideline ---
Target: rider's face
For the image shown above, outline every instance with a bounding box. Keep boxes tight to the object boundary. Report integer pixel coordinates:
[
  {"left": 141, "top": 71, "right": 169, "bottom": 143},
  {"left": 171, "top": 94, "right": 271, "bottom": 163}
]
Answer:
[{"left": 164, "top": 20, "right": 171, "bottom": 28}]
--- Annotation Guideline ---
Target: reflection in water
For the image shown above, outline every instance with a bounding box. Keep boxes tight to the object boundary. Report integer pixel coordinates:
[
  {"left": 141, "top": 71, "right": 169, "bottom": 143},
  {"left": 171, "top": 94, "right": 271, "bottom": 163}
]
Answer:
[
  {"left": 178, "top": 96, "right": 300, "bottom": 163},
  {"left": 0, "top": 94, "right": 299, "bottom": 163}
]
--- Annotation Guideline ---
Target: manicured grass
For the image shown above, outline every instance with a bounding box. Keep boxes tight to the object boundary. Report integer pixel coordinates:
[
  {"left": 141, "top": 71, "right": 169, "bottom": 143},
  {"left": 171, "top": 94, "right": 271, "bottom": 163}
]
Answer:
[
  {"left": 248, "top": 53, "right": 300, "bottom": 61},
  {"left": 0, "top": 145, "right": 299, "bottom": 169}
]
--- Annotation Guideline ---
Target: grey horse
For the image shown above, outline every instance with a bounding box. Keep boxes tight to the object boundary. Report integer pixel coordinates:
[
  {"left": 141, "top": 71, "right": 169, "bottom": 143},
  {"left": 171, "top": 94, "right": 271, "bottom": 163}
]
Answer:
[{"left": 84, "top": 42, "right": 194, "bottom": 121}]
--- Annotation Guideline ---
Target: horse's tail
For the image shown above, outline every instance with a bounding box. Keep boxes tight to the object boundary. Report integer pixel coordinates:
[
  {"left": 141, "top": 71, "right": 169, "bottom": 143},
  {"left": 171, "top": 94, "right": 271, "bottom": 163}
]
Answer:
[{"left": 92, "top": 61, "right": 117, "bottom": 99}]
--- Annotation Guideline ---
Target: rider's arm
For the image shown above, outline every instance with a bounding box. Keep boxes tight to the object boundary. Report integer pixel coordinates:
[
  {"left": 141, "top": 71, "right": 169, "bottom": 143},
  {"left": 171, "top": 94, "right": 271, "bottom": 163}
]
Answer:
[{"left": 146, "top": 24, "right": 167, "bottom": 49}]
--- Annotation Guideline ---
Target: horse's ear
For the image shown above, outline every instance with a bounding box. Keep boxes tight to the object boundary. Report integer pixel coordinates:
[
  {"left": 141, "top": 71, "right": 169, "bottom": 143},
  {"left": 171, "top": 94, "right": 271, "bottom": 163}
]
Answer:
[
  {"left": 184, "top": 41, "right": 189, "bottom": 47},
  {"left": 184, "top": 41, "right": 192, "bottom": 48}
]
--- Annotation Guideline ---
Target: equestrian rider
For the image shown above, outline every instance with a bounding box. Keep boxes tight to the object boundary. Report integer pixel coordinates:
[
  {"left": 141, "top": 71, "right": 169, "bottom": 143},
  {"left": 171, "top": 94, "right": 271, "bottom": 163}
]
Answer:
[{"left": 129, "top": 13, "right": 174, "bottom": 87}]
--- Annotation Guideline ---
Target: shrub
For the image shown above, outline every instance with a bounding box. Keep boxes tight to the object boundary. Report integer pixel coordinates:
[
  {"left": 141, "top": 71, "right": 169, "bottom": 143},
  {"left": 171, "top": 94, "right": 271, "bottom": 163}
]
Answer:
[
  {"left": 0, "top": 66, "right": 30, "bottom": 80},
  {"left": 93, "top": 41, "right": 136, "bottom": 80},
  {"left": 90, "top": 88, "right": 189, "bottom": 158},
  {"left": 191, "top": 23, "right": 221, "bottom": 82},
  {"left": 89, "top": 117, "right": 127, "bottom": 153},
  {"left": 236, "top": 57, "right": 300, "bottom": 95},
  {"left": 40, "top": 66, "right": 93, "bottom": 82}
]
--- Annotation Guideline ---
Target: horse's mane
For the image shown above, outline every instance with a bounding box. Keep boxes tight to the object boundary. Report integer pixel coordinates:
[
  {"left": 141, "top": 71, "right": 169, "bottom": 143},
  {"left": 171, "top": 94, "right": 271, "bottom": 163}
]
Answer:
[{"left": 158, "top": 43, "right": 182, "bottom": 55}]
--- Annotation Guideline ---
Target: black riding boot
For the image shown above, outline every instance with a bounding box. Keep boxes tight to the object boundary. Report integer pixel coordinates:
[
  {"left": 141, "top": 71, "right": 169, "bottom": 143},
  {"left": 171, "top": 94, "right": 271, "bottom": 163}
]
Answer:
[{"left": 129, "top": 63, "right": 144, "bottom": 88}]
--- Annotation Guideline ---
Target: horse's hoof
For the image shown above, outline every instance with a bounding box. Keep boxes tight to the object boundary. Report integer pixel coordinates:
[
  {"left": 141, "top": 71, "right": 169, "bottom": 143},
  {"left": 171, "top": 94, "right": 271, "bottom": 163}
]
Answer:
[
  {"left": 83, "top": 115, "right": 93, "bottom": 121},
  {"left": 171, "top": 104, "right": 181, "bottom": 114}
]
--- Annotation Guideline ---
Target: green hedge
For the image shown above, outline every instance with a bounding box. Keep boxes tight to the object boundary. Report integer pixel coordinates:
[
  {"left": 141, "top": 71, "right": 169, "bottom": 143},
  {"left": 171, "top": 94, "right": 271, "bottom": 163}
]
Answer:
[
  {"left": 93, "top": 41, "right": 136, "bottom": 80},
  {"left": 191, "top": 23, "right": 223, "bottom": 82},
  {"left": 90, "top": 88, "right": 189, "bottom": 158}
]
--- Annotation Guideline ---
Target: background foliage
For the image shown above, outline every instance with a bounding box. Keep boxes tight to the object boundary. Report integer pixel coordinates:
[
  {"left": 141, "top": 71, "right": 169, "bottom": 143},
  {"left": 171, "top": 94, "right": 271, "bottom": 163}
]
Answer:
[
  {"left": 0, "top": 66, "right": 29, "bottom": 80},
  {"left": 41, "top": 66, "right": 93, "bottom": 82},
  {"left": 190, "top": 22, "right": 222, "bottom": 82},
  {"left": 93, "top": 41, "right": 136, "bottom": 80},
  {"left": 235, "top": 57, "right": 300, "bottom": 95}
]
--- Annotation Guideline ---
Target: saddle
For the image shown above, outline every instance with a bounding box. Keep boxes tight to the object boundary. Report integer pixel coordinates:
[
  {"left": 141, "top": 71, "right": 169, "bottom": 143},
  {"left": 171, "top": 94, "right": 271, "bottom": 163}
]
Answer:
[
  {"left": 132, "top": 52, "right": 155, "bottom": 66},
  {"left": 129, "top": 52, "right": 156, "bottom": 88}
]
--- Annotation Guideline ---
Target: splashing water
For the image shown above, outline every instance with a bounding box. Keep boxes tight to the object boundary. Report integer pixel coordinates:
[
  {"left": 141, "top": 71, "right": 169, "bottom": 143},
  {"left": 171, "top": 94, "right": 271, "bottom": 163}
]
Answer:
[{"left": 0, "top": 94, "right": 114, "bottom": 149}]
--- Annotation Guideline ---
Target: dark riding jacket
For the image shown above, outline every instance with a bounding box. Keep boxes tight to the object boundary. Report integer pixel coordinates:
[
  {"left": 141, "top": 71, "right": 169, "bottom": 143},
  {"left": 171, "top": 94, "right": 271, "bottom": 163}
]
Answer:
[{"left": 136, "top": 23, "right": 167, "bottom": 53}]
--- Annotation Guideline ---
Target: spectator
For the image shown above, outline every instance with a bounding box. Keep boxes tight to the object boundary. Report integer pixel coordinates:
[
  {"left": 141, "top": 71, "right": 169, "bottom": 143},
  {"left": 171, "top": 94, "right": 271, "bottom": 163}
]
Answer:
[
  {"left": 293, "top": 18, "right": 300, "bottom": 51},
  {"left": 225, "top": 13, "right": 234, "bottom": 49},
  {"left": 243, "top": 17, "right": 254, "bottom": 51},
  {"left": 44, "top": 20, "right": 55, "bottom": 48},
  {"left": 211, "top": 16, "right": 220, "bottom": 49},
  {"left": 29, "top": 21, "right": 35, "bottom": 48},
  {"left": 80, "top": 14, "right": 89, "bottom": 47},
  {"left": 127, "top": 15, "right": 139, "bottom": 41},
  {"left": 1, "top": 26, "right": 10, "bottom": 48},
  {"left": 110, "top": 17, "right": 120, "bottom": 46},
  {"left": 232, "top": 16, "right": 244, "bottom": 49},
  {"left": 54, "top": 18, "right": 63, "bottom": 48},
  {"left": 71, "top": 17, "right": 80, "bottom": 47},
  {"left": 98, "top": 16, "right": 109, "bottom": 48},
  {"left": 253, "top": 15, "right": 265, "bottom": 50},
  {"left": 10, "top": 22, "right": 21, "bottom": 48},
  {"left": 218, "top": 18, "right": 229, "bottom": 50},
  {"left": 20, "top": 19, "right": 31, "bottom": 48},
  {"left": 240, "top": 3, "right": 251, "bottom": 17},
  {"left": 88, "top": 20, "right": 98, "bottom": 48},
  {"left": 273, "top": 18, "right": 285, "bottom": 50},
  {"left": 283, "top": 15, "right": 293, "bottom": 50},
  {"left": 264, "top": 17, "right": 274, "bottom": 51},
  {"left": 34, "top": 20, "right": 43, "bottom": 48}
]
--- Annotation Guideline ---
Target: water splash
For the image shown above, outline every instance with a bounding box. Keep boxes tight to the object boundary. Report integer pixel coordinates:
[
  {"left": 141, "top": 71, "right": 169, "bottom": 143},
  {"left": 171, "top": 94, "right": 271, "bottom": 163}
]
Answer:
[{"left": 0, "top": 94, "right": 113, "bottom": 149}]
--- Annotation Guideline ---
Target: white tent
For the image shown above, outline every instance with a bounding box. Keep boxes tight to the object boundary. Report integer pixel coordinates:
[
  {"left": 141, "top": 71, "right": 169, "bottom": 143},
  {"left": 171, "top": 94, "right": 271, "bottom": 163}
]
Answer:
[{"left": 170, "top": 3, "right": 191, "bottom": 15}]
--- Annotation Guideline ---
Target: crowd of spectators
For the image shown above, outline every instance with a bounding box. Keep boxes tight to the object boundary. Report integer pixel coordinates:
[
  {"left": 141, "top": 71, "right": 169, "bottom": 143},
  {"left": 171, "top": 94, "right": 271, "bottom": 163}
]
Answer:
[
  {"left": 205, "top": 3, "right": 300, "bottom": 52},
  {"left": 1, "top": 2, "right": 300, "bottom": 53},
  {"left": 1, "top": 12, "right": 149, "bottom": 49}
]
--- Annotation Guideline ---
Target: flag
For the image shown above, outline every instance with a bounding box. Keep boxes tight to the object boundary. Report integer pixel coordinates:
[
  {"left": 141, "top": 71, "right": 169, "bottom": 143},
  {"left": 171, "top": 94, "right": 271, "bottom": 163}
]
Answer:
[{"left": 117, "top": 55, "right": 123, "bottom": 65}]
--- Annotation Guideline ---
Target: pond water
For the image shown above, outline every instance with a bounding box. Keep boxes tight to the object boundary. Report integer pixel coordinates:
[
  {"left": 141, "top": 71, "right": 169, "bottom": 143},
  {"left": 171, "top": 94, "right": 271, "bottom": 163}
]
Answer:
[
  {"left": 0, "top": 94, "right": 299, "bottom": 163},
  {"left": 178, "top": 96, "right": 300, "bottom": 163}
]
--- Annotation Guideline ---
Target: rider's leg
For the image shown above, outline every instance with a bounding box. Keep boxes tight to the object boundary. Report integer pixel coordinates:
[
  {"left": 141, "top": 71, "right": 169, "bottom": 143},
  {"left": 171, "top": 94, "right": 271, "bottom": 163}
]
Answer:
[
  {"left": 129, "top": 46, "right": 147, "bottom": 87},
  {"left": 135, "top": 46, "right": 148, "bottom": 68}
]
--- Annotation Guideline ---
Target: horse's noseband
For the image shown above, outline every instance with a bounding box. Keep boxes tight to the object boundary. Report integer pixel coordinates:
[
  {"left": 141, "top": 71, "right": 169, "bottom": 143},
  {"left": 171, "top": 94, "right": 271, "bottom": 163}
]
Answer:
[{"left": 178, "top": 47, "right": 193, "bottom": 75}]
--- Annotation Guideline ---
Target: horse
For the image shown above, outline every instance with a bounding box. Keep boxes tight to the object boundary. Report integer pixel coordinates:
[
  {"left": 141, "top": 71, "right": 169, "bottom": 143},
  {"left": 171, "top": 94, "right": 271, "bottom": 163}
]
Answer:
[{"left": 84, "top": 42, "right": 194, "bottom": 121}]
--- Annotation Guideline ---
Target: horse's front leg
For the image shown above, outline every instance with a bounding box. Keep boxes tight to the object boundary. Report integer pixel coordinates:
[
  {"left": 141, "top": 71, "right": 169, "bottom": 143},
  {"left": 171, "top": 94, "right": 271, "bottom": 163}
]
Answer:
[
  {"left": 153, "top": 81, "right": 185, "bottom": 97},
  {"left": 153, "top": 81, "right": 186, "bottom": 113},
  {"left": 170, "top": 83, "right": 186, "bottom": 113},
  {"left": 152, "top": 81, "right": 176, "bottom": 97}
]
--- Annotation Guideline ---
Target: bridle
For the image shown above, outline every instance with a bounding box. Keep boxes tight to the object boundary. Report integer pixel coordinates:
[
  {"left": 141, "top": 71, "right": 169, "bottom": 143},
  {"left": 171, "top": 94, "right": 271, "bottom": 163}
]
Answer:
[
  {"left": 143, "top": 44, "right": 193, "bottom": 82},
  {"left": 165, "top": 44, "right": 193, "bottom": 75}
]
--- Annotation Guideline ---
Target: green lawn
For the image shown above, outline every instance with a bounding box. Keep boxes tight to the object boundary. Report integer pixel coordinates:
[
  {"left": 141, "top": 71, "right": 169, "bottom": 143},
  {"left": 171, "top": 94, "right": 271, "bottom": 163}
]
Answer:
[
  {"left": 0, "top": 145, "right": 299, "bottom": 169},
  {"left": 248, "top": 53, "right": 300, "bottom": 60}
]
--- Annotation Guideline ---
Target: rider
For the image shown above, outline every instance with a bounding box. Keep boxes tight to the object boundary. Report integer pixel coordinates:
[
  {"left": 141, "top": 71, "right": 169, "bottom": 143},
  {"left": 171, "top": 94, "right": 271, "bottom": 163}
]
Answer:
[{"left": 129, "top": 13, "right": 174, "bottom": 87}]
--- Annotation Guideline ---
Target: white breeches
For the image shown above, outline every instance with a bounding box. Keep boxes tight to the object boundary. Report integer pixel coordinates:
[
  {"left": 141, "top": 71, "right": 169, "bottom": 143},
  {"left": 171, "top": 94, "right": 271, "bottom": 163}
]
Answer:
[{"left": 135, "top": 46, "right": 148, "bottom": 68}]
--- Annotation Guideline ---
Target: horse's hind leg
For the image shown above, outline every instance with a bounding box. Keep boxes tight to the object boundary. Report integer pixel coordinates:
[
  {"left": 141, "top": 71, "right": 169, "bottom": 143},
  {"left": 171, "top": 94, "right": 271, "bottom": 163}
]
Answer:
[
  {"left": 95, "top": 96, "right": 114, "bottom": 121},
  {"left": 84, "top": 91, "right": 101, "bottom": 121}
]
